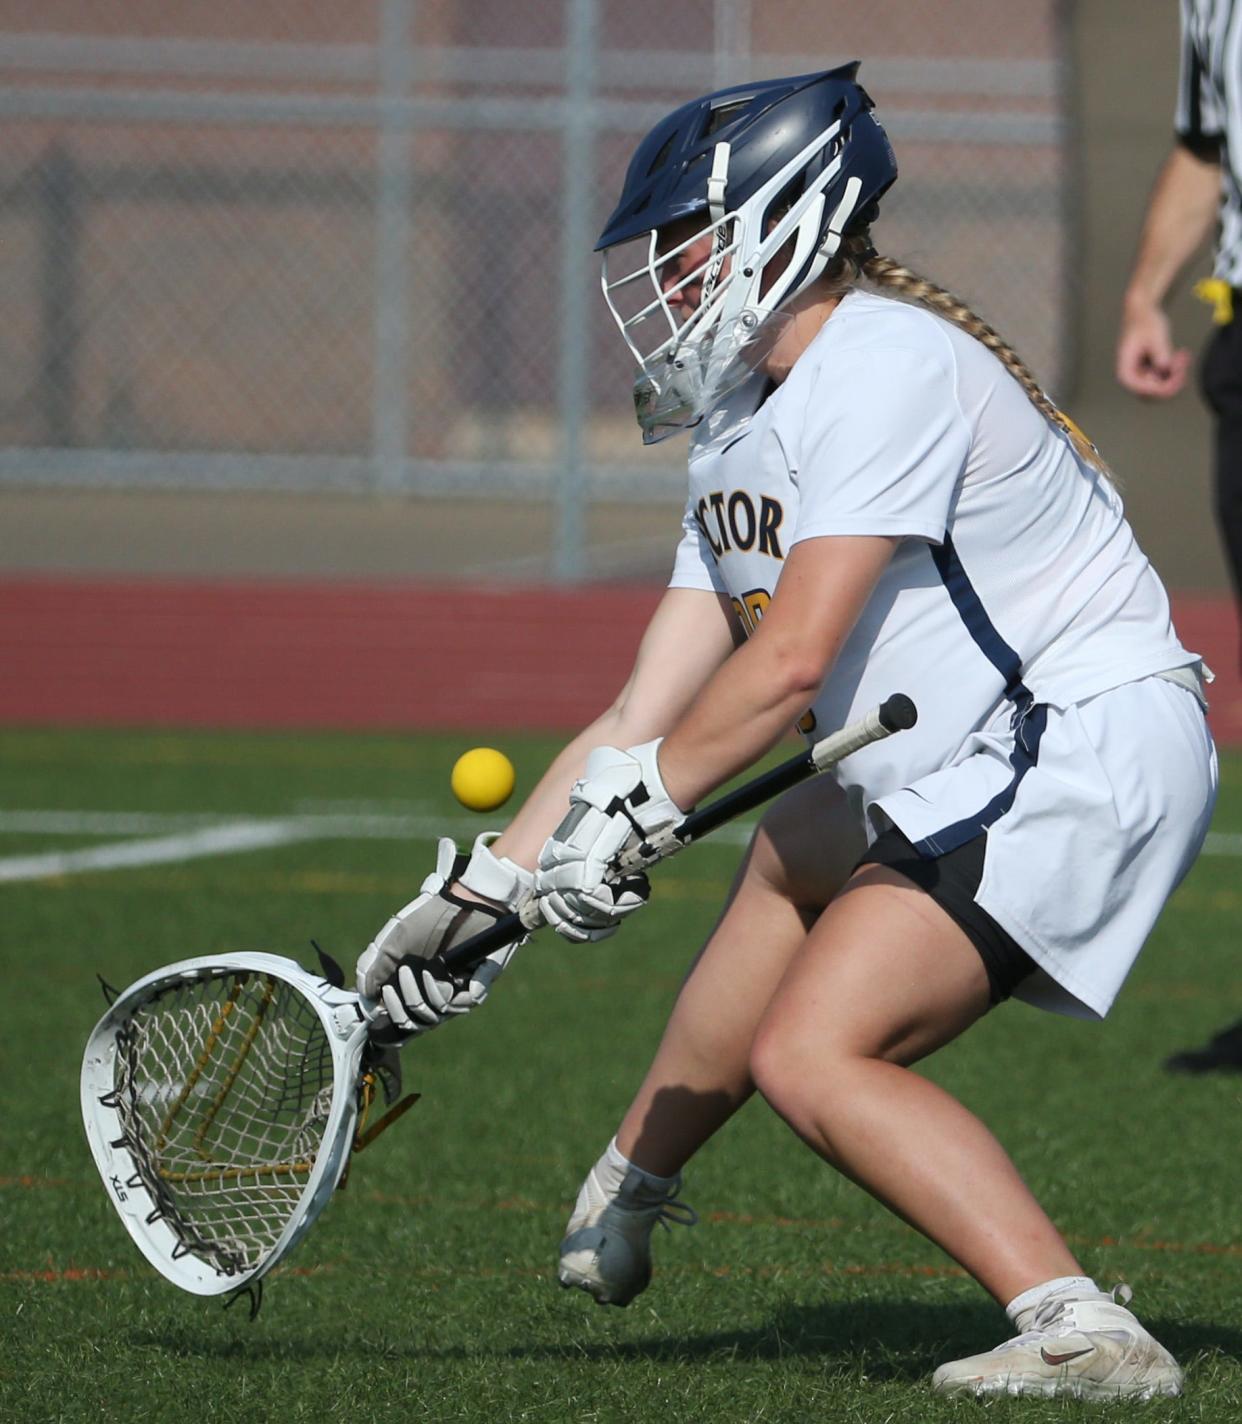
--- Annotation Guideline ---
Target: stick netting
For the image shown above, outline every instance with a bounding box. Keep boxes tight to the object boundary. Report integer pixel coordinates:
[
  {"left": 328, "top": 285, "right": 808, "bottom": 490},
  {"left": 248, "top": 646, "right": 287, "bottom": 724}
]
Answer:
[{"left": 110, "top": 971, "right": 337, "bottom": 1278}]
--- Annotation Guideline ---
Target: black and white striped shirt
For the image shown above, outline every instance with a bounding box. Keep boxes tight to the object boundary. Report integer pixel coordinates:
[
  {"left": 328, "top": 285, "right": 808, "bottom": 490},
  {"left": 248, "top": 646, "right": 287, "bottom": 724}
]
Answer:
[{"left": 1178, "top": 0, "right": 1242, "bottom": 280}]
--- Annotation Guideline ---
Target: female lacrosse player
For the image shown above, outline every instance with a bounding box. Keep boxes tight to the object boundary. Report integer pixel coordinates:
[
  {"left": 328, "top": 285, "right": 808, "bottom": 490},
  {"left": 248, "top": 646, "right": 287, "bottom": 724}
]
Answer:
[{"left": 358, "top": 66, "right": 1217, "bottom": 1400}]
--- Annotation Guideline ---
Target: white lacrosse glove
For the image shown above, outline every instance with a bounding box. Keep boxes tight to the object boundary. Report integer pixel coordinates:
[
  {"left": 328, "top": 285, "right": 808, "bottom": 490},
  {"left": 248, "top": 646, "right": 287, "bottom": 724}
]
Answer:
[
  {"left": 356, "top": 832, "right": 533, "bottom": 1044},
  {"left": 534, "top": 739, "right": 683, "bottom": 943}
]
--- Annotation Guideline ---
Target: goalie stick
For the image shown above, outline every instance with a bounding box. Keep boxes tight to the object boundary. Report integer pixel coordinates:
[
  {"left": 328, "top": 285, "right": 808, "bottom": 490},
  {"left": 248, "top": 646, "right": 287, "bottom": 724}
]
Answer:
[{"left": 81, "top": 694, "right": 914, "bottom": 1303}]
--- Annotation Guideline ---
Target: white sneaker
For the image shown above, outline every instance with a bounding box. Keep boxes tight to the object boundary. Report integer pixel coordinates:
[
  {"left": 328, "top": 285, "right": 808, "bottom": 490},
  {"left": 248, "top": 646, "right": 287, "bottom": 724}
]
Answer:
[
  {"left": 557, "top": 1163, "right": 697, "bottom": 1306},
  {"left": 932, "top": 1285, "right": 1184, "bottom": 1400}
]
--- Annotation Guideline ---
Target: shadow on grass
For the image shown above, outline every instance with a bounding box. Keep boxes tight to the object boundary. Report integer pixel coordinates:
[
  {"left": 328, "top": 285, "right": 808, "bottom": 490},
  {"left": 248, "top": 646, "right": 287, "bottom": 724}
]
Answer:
[
  {"left": 131, "top": 1298, "right": 1242, "bottom": 1384},
  {"left": 126, "top": 1304, "right": 957, "bottom": 1381},
  {"left": 520, "top": 1297, "right": 1001, "bottom": 1382},
  {"left": 1154, "top": 1317, "right": 1242, "bottom": 1368}
]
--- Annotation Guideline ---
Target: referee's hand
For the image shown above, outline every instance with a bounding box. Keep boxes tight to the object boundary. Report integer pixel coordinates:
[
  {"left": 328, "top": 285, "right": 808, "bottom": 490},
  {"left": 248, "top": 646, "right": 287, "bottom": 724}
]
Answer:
[{"left": 1116, "top": 303, "right": 1192, "bottom": 400}]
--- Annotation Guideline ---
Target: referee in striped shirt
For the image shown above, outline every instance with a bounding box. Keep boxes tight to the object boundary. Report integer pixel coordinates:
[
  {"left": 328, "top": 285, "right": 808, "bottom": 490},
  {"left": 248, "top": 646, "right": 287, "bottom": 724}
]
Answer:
[
  {"left": 1117, "top": 0, "right": 1242, "bottom": 1074},
  {"left": 1117, "top": 0, "right": 1241, "bottom": 646}
]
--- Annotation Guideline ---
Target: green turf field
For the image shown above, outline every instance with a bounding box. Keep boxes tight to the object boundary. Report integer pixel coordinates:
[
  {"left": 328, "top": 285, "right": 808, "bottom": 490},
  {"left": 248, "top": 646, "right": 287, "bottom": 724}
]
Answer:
[{"left": 2, "top": 728, "right": 1241, "bottom": 1423}]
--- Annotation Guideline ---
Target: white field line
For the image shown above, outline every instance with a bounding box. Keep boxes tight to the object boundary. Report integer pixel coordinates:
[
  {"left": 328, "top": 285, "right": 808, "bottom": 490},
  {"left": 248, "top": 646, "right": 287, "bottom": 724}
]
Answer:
[
  {"left": 0, "top": 808, "right": 1238, "bottom": 884},
  {"left": 0, "top": 820, "right": 312, "bottom": 883},
  {"left": 0, "top": 810, "right": 236, "bottom": 835},
  {"left": 0, "top": 806, "right": 757, "bottom": 884}
]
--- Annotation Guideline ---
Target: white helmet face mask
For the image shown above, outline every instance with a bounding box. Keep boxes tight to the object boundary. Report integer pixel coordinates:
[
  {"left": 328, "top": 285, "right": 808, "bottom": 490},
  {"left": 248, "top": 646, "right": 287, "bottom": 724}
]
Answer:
[{"left": 601, "top": 121, "right": 864, "bottom": 443}]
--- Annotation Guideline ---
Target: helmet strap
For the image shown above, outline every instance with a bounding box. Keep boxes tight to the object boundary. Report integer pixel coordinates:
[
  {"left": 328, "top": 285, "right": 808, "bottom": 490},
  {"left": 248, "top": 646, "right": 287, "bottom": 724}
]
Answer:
[
  {"left": 706, "top": 142, "right": 730, "bottom": 223},
  {"left": 699, "top": 141, "right": 733, "bottom": 314},
  {"left": 818, "top": 174, "right": 864, "bottom": 260}
]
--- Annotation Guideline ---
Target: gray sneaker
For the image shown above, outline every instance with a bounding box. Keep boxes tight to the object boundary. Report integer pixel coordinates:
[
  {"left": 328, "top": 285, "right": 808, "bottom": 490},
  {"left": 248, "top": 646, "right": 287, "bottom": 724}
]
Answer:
[
  {"left": 932, "top": 1285, "right": 1183, "bottom": 1400},
  {"left": 557, "top": 1163, "right": 697, "bottom": 1306}
]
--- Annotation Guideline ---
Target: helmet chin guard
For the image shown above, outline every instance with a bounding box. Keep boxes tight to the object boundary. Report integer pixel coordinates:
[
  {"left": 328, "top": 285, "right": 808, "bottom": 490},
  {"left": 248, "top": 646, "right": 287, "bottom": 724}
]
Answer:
[
  {"left": 597, "top": 65, "right": 897, "bottom": 441},
  {"left": 630, "top": 307, "right": 786, "bottom": 445}
]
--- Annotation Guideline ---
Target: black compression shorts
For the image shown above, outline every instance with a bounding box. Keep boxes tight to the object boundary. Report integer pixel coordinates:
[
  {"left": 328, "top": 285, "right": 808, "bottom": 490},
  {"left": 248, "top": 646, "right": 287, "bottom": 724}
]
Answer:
[{"left": 857, "top": 826, "right": 1037, "bottom": 1004}]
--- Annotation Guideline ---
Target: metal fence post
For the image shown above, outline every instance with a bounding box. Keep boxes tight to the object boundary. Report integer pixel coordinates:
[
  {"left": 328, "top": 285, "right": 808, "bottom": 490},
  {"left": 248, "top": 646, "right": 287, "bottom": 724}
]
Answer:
[
  {"left": 714, "top": 0, "right": 751, "bottom": 89},
  {"left": 372, "top": 0, "right": 416, "bottom": 492},
  {"left": 554, "top": 0, "right": 599, "bottom": 582},
  {"left": 39, "top": 142, "right": 81, "bottom": 448}
]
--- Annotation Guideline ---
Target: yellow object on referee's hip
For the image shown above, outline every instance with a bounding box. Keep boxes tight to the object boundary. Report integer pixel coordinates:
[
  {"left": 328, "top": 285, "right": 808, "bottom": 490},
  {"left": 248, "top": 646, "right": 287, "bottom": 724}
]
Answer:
[{"left": 1194, "top": 277, "right": 1234, "bottom": 325}]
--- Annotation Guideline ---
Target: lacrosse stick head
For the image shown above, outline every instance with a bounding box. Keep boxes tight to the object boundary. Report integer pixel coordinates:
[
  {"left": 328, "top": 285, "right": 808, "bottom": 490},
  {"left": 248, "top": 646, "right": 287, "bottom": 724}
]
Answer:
[{"left": 81, "top": 952, "right": 371, "bottom": 1296}]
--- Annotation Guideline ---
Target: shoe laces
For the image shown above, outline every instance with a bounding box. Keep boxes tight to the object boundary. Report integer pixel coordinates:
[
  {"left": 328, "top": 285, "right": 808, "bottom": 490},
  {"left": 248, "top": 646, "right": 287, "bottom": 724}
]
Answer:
[
  {"left": 653, "top": 1191, "right": 698, "bottom": 1233},
  {"left": 618, "top": 1179, "right": 703, "bottom": 1236},
  {"left": 1025, "top": 1282, "right": 1135, "bottom": 1337}
]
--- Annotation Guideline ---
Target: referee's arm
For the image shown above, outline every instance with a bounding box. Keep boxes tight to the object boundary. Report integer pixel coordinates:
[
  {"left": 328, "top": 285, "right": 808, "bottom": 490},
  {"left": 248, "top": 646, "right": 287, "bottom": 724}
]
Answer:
[{"left": 1116, "top": 142, "right": 1221, "bottom": 399}]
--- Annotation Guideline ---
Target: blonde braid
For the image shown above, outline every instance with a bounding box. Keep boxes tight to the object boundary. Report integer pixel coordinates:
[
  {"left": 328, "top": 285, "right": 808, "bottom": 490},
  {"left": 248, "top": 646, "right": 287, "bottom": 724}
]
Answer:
[{"left": 858, "top": 252, "right": 1108, "bottom": 476}]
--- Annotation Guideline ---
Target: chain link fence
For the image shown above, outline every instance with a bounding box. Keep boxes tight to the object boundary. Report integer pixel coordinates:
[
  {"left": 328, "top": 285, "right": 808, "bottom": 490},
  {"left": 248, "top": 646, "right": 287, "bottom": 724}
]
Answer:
[{"left": 0, "top": 0, "right": 1073, "bottom": 578}]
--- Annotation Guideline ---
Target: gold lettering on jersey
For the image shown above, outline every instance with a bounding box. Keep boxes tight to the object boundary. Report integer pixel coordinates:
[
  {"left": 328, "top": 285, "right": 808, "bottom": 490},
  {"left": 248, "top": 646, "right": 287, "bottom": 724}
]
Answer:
[
  {"left": 694, "top": 498, "right": 723, "bottom": 557},
  {"left": 708, "top": 492, "right": 731, "bottom": 551},
  {"left": 758, "top": 496, "right": 783, "bottom": 558},
  {"left": 727, "top": 492, "right": 755, "bottom": 549},
  {"left": 729, "top": 586, "right": 817, "bottom": 736},
  {"left": 742, "top": 589, "right": 769, "bottom": 626},
  {"left": 696, "top": 492, "right": 784, "bottom": 560},
  {"left": 730, "top": 587, "right": 770, "bottom": 632}
]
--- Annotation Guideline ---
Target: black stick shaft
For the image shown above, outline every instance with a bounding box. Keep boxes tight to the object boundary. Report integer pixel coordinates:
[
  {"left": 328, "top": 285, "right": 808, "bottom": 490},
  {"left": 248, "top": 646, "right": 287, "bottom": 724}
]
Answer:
[
  {"left": 439, "top": 693, "right": 916, "bottom": 975},
  {"left": 665, "top": 745, "right": 816, "bottom": 844}
]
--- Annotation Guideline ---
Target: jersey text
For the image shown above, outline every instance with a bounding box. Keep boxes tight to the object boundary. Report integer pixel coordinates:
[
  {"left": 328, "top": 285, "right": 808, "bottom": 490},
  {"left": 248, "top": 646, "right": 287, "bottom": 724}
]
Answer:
[{"left": 695, "top": 492, "right": 784, "bottom": 559}]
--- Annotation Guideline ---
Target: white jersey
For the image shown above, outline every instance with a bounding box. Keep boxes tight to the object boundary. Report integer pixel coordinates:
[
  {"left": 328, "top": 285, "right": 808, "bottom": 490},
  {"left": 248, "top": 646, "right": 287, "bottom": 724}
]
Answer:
[{"left": 668, "top": 288, "right": 1212, "bottom": 1017}]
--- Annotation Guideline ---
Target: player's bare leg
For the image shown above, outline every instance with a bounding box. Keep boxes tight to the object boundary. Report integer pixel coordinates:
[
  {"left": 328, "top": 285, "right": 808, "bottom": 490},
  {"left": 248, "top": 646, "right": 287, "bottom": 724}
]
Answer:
[
  {"left": 558, "top": 775, "right": 863, "bottom": 1304},
  {"left": 750, "top": 863, "right": 1076, "bottom": 1301},
  {"left": 615, "top": 774, "right": 866, "bottom": 1176},
  {"left": 748, "top": 865, "right": 1182, "bottom": 1398}
]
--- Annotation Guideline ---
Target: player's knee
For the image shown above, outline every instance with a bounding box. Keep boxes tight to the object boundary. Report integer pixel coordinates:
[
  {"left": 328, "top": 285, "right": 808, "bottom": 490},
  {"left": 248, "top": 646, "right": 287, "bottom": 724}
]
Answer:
[
  {"left": 746, "top": 1021, "right": 788, "bottom": 1110},
  {"left": 750, "top": 1022, "right": 876, "bottom": 1168},
  {"left": 749, "top": 1012, "right": 846, "bottom": 1120}
]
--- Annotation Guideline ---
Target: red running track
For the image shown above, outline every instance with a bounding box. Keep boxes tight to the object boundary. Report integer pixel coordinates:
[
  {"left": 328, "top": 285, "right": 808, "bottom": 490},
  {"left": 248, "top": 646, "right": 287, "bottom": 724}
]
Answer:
[
  {"left": 0, "top": 576, "right": 664, "bottom": 733},
  {"left": 1, "top": 576, "right": 1239, "bottom": 744}
]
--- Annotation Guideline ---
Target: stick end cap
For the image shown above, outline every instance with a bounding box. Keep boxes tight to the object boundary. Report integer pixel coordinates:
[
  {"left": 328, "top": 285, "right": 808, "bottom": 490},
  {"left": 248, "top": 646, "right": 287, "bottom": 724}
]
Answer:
[{"left": 878, "top": 694, "right": 918, "bottom": 732}]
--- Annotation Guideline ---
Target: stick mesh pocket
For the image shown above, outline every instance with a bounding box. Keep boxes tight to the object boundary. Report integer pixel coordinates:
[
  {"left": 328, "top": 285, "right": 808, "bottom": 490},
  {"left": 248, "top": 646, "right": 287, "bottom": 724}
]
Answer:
[{"left": 111, "top": 972, "right": 336, "bottom": 1277}]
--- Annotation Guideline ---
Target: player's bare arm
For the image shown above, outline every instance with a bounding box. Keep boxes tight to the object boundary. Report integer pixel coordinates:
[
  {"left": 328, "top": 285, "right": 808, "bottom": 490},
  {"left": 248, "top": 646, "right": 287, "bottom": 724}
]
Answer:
[
  {"left": 1117, "top": 145, "right": 1220, "bottom": 398},
  {"left": 657, "top": 534, "right": 898, "bottom": 810},
  {"left": 355, "top": 584, "right": 743, "bottom": 1033},
  {"left": 485, "top": 585, "right": 742, "bottom": 869}
]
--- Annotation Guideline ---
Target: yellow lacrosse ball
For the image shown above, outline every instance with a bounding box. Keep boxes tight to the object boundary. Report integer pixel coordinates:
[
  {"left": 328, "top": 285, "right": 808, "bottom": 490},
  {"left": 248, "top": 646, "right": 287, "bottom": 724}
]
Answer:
[{"left": 450, "top": 747, "right": 516, "bottom": 812}]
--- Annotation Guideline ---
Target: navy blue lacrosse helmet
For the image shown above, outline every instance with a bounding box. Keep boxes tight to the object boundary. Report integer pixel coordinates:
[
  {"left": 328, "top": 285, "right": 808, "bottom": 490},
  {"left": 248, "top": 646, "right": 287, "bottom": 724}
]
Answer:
[
  {"left": 597, "top": 63, "right": 895, "bottom": 253},
  {"left": 596, "top": 64, "right": 897, "bottom": 441}
]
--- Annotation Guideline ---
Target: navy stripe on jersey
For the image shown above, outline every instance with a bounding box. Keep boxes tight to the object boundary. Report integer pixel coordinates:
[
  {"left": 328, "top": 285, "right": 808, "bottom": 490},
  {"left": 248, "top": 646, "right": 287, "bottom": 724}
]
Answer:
[
  {"left": 913, "top": 704, "right": 1048, "bottom": 858},
  {"left": 1177, "top": 0, "right": 1242, "bottom": 281},
  {"left": 913, "top": 536, "right": 1047, "bottom": 857},
  {"left": 929, "top": 536, "right": 1024, "bottom": 700}
]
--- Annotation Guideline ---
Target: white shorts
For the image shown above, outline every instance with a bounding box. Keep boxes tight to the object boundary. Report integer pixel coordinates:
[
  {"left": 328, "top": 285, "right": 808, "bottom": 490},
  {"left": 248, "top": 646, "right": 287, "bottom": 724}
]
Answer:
[{"left": 872, "top": 674, "right": 1219, "bottom": 1019}]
